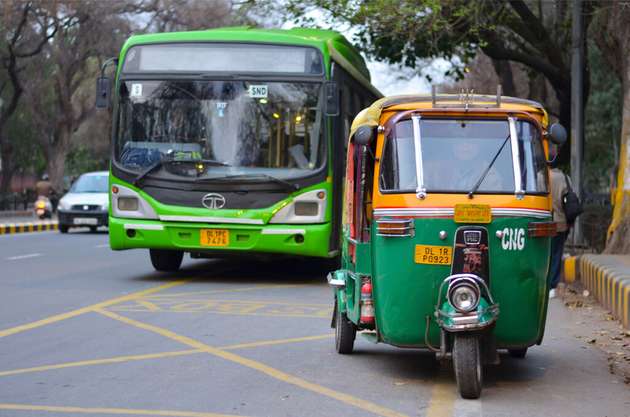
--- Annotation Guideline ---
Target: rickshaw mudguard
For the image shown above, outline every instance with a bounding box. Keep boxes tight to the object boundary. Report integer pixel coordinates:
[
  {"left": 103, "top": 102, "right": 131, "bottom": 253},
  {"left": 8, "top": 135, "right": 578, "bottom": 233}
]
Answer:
[
  {"left": 436, "top": 298, "right": 499, "bottom": 332},
  {"left": 328, "top": 269, "right": 361, "bottom": 325}
]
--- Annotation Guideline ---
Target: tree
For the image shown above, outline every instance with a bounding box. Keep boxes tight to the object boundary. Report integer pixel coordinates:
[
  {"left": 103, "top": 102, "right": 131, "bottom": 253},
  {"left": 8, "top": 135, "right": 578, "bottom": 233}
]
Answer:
[
  {"left": 591, "top": 1, "right": 630, "bottom": 253},
  {"left": 283, "top": 0, "right": 593, "bottom": 163},
  {"left": 0, "top": 1, "right": 56, "bottom": 192}
]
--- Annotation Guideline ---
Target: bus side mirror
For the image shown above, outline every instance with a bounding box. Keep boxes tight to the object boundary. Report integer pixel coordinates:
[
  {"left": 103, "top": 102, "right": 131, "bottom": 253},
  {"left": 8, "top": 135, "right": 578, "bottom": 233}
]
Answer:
[
  {"left": 548, "top": 123, "right": 567, "bottom": 146},
  {"left": 354, "top": 125, "right": 374, "bottom": 146},
  {"left": 324, "top": 81, "right": 339, "bottom": 116},
  {"left": 96, "top": 76, "right": 112, "bottom": 109}
]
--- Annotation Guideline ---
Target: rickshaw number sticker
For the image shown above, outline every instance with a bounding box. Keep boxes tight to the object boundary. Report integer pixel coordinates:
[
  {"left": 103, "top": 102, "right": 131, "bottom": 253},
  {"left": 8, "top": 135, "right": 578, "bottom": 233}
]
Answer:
[
  {"left": 248, "top": 85, "right": 268, "bottom": 98},
  {"left": 501, "top": 227, "right": 525, "bottom": 251},
  {"left": 454, "top": 204, "right": 491, "bottom": 223},
  {"left": 415, "top": 245, "right": 452, "bottom": 265}
]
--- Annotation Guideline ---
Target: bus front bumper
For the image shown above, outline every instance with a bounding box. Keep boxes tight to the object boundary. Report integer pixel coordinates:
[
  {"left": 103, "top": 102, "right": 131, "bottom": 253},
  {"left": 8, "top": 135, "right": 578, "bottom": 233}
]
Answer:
[{"left": 108, "top": 217, "right": 333, "bottom": 258}]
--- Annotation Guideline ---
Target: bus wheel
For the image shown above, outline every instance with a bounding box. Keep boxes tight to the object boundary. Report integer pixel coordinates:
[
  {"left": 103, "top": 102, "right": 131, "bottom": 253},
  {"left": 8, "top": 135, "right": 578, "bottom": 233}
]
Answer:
[
  {"left": 508, "top": 348, "right": 528, "bottom": 358},
  {"left": 453, "top": 334, "right": 483, "bottom": 399},
  {"left": 150, "top": 249, "right": 183, "bottom": 272},
  {"left": 335, "top": 300, "right": 356, "bottom": 354}
]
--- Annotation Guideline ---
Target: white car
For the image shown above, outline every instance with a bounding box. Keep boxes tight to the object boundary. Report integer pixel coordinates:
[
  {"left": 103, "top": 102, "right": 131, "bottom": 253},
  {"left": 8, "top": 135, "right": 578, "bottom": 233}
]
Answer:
[{"left": 57, "top": 171, "right": 109, "bottom": 233}]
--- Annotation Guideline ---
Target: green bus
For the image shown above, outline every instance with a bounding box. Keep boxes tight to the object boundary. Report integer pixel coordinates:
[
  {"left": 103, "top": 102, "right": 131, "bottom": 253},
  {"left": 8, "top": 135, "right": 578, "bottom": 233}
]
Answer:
[{"left": 97, "top": 27, "right": 381, "bottom": 271}]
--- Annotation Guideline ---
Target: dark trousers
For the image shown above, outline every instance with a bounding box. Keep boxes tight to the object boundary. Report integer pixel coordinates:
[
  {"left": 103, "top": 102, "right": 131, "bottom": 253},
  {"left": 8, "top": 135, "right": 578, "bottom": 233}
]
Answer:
[{"left": 549, "top": 231, "right": 568, "bottom": 289}]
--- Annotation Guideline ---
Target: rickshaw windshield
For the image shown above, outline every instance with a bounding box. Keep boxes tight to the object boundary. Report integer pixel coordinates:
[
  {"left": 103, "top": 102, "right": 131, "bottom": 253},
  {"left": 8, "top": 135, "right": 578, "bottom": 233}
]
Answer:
[{"left": 380, "top": 118, "right": 548, "bottom": 194}]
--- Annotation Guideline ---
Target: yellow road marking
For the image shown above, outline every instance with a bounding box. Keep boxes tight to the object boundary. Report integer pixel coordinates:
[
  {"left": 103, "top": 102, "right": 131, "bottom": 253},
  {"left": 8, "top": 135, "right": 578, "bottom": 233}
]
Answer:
[
  {"left": 135, "top": 300, "right": 160, "bottom": 312},
  {"left": 155, "top": 284, "right": 304, "bottom": 298},
  {"left": 0, "top": 280, "right": 189, "bottom": 338},
  {"left": 0, "top": 334, "right": 334, "bottom": 377},
  {"left": 425, "top": 382, "right": 455, "bottom": 417},
  {"left": 108, "top": 306, "right": 330, "bottom": 319},
  {"left": 0, "top": 349, "right": 201, "bottom": 377},
  {"left": 0, "top": 403, "right": 245, "bottom": 417},
  {"left": 221, "top": 334, "right": 333, "bottom": 350},
  {"left": 96, "top": 309, "right": 408, "bottom": 417},
  {"left": 143, "top": 298, "right": 330, "bottom": 307}
]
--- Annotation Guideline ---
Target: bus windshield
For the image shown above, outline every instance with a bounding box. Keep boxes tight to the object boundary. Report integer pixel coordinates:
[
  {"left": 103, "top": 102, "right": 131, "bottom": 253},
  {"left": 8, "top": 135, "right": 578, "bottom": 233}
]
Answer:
[{"left": 115, "top": 80, "right": 324, "bottom": 180}]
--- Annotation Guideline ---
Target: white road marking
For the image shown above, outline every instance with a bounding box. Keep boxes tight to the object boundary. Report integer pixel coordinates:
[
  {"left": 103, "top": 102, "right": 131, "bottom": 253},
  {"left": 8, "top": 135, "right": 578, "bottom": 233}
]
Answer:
[
  {"left": 6, "top": 253, "right": 42, "bottom": 261},
  {"left": 94, "top": 244, "right": 110, "bottom": 248}
]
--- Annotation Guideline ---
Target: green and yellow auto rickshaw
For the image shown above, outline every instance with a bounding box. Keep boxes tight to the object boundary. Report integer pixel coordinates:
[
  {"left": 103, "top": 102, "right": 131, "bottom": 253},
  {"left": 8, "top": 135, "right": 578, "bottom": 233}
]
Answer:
[{"left": 328, "top": 89, "right": 567, "bottom": 398}]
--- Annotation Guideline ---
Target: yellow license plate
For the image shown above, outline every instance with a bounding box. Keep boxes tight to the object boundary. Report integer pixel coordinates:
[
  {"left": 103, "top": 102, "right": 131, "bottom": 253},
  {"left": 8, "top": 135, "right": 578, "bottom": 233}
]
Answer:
[
  {"left": 414, "top": 245, "right": 452, "bottom": 265},
  {"left": 200, "top": 229, "right": 229, "bottom": 247},
  {"left": 454, "top": 204, "right": 492, "bottom": 224}
]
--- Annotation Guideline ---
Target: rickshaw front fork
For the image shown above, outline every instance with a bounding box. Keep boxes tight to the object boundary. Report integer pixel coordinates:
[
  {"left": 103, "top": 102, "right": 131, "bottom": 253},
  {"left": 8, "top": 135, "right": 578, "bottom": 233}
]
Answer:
[{"left": 426, "top": 316, "right": 499, "bottom": 365}]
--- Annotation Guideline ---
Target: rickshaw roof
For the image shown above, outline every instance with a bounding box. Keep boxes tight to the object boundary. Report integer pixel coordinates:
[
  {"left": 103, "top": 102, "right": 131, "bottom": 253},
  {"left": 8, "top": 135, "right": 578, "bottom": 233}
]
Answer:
[{"left": 350, "top": 94, "right": 548, "bottom": 137}]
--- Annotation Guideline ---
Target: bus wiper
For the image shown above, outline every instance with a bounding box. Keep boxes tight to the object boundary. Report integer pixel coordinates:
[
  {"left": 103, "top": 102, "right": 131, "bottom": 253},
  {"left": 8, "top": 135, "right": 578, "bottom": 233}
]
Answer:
[
  {"left": 133, "top": 159, "right": 230, "bottom": 187},
  {"left": 198, "top": 173, "right": 299, "bottom": 191},
  {"left": 468, "top": 134, "right": 511, "bottom": 199}
]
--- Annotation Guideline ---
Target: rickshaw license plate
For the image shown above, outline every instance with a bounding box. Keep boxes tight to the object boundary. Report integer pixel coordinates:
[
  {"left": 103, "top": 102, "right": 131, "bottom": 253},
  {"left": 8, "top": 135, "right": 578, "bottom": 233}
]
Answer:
[
  {"left": 200, "top": 229, "right": 229, "bottom": 247},
  {"left": 414, "top": 245, "right": 452, "bottom": 265},
  {"left": 454, "top": 204, "right": 492, "bottom": 224}
]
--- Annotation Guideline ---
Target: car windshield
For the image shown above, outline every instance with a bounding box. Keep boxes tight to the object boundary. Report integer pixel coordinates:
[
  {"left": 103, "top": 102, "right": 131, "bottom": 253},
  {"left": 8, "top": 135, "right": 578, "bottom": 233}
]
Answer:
[
  {"left": 115, "top": 80, "right": 325, "bottom": 181},
  {"left": 380, "top": 118, "right": 548, "bottom": 194},
  {"left": 70, "top": 175, "right": 108, "bottom": 193}
]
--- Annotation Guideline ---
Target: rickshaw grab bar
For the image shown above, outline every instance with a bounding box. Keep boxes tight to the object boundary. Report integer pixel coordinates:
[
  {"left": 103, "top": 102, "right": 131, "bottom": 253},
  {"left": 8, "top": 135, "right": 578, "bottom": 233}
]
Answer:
[
  {"left": 508, "top": 116, "right": 525, "bottom": 198},
  {"left": 411, "top": 115, "right": 427, "bottom": 199}
]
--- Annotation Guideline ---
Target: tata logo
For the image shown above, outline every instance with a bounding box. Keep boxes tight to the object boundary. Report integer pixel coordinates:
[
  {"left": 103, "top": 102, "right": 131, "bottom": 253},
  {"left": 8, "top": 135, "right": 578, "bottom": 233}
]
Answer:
[{"left": 201, "top": 193, "right": 226, "bottom": 210}]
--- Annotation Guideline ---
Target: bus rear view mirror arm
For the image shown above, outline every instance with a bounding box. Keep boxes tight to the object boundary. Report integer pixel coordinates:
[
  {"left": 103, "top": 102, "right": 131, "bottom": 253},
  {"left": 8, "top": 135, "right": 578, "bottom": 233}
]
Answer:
[
  {"left": 95, "top": 57, "right": 118, "bottom": 110},
  {"left": 324, "top": 81, "right": 339, "bottom": 116}
]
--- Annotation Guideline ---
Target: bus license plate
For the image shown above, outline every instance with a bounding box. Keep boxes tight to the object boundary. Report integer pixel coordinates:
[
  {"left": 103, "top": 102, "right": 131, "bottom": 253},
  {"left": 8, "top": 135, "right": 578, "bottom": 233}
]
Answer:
[
  {"left": 414, "top": 245, "right": 452, "bottom": 265},
  {"left": 454, "top": 204, "right": 492, "bottom": 223},
  {"left": 200, "top": 229, "right": 229, "bottom": 247}
]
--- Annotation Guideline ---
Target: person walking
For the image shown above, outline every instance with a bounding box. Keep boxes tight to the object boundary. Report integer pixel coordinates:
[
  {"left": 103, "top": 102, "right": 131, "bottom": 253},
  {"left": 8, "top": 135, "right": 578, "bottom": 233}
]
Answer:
[{"left": 549, "top": 165, "right": 572, "bottom": 298}]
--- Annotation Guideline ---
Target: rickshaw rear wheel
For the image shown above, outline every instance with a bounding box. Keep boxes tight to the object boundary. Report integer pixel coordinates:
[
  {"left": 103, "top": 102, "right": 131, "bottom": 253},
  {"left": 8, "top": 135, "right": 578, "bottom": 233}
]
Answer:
[
  {"left": 452, "top": 334, "right": 483, "bottom": 399},
  {"left": 508, "top": 348, "right": 528, "bottom": 358},
  {"left": 334, "top": 301, "right": 356, "bottom": 354}
]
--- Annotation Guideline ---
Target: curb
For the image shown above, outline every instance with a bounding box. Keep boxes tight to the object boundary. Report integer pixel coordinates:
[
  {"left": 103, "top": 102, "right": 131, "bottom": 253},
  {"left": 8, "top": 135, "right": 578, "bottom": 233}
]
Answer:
[
  {"left": 564, "top": 254, "right": 630, "bottom": 329},
  {"left": 0, "top": 221, "right": 59, "bottom": 235}
]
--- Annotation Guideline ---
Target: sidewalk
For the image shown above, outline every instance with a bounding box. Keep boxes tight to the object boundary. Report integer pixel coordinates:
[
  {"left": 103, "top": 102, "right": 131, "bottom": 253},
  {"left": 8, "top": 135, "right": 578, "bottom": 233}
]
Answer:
[
  {"left": 564, "top": 254, "right": 630, "bottom": 329},
  {"left": 0, "top": 213, "right": 58, "bottom": 235}
]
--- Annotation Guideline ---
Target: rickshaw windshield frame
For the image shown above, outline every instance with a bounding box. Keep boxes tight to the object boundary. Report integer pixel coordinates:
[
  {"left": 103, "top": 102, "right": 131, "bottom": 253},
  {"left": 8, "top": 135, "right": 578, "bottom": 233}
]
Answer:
[{"left": 378, "top": 112, "right": 548, "bottom": 197}]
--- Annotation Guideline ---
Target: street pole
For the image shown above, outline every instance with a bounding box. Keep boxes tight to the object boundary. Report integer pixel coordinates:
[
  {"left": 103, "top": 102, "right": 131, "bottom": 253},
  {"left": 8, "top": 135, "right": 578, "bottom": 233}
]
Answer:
[{"left": 571, "top": 0, "right": 584, "bottom": 246}]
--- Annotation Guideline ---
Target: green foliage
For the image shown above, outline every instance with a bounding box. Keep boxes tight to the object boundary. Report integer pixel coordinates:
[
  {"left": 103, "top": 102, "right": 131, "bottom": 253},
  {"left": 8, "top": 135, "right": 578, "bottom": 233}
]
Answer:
[
  {"left": 6, "top": 105, "right": 45, "bottom": 176},
  {"left": 65, "top": 146, "right": 109, "bottom": 177},
  {"left": 584, "top": 41, "right": 621, "bottom": 192}
]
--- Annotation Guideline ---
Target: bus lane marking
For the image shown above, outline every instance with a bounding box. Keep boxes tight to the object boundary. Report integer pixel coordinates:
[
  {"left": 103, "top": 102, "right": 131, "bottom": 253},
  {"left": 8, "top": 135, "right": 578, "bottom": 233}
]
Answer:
[
  {"left": 0, "top": 280, "right": 189, "bottom": 338},
  {"left": 0, "top": 403, "right": 248, "bottom": 417},
  {"left": 152, "top": 284, "right": 304, "bottom": 298},
  {"left": 0, "top": 334, "right": 333, "bottom": 378},
  {"left": 96, "top": 308, "right": 409, "bottom": 417},
  {"left": 6, "top": 253, "right": 42, "bottom": 261},
  {"left": 109, "top": 297, "right": 332, "bottom": 318}
]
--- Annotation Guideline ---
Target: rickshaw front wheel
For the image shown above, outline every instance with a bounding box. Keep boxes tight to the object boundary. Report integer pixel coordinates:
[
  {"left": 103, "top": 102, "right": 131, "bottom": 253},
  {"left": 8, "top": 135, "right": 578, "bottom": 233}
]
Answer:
[
  {"left": 452, "top": 334, "right": 483, "bottom": 399},
  {"left": 334, "top": 301, "right": 356, "bottom": 354}
]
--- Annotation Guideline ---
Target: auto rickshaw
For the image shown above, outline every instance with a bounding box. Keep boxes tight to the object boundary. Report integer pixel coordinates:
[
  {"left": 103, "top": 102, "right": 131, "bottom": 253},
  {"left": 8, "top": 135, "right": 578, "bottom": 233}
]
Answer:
[{"left": 328, "top": 88, "right": 567, "bottom": 399}]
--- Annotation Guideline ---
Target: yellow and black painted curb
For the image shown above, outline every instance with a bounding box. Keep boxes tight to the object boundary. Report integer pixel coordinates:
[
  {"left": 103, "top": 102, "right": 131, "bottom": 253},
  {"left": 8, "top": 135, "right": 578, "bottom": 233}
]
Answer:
[
  {"left": 564, "top": 254, "right": 630, "bottom": 329},
  {"left": 0, "top": 221, "right": 58, "bottom": 235}
]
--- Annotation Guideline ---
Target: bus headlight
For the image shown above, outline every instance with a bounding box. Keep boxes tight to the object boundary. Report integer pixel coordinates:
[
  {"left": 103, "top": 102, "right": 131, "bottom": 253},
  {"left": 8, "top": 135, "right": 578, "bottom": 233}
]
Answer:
[
  {"left": 269, "top": 189, "right": 326, "bottom": 224},
  {"left": 111, "top": 185, "right": 158, "bottom": 219}
]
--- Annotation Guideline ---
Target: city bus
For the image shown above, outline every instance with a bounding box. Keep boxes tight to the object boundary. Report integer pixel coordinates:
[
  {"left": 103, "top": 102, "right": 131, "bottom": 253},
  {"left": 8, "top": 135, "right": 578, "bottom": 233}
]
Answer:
[{"left": 97, "top": 27, "right": 382, "bottom": 271}]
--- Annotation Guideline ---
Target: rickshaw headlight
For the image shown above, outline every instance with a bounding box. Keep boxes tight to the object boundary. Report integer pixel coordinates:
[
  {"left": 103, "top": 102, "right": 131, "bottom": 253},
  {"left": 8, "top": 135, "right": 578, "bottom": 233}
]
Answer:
[{"left": 448, "top": 283, "right": 480, "bottom": 313}]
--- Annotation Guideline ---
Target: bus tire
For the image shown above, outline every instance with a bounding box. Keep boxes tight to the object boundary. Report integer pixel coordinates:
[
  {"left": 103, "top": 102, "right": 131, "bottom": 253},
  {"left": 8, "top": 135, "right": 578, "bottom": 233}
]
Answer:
[
  {"left": 335, "top": 300, "right": 356, "bottom": 354},
  {"left": 453, "top": 334, "right": 483, "bottom": 399},
  {"left": 150, "top": 249, "right": 183, "bottom": 272},
  {"left": 508, "top": 348, "right": 528, "bottom": 358}
]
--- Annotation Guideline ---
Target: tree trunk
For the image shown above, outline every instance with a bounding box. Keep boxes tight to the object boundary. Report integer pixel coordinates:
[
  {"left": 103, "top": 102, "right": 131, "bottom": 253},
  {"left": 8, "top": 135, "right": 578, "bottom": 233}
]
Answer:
[
  {"left": 491, "top": 59, "right": 516, "bottom": 96},
  {"left": 605, "top": 66, "right": 630, "bottom": 254},
  {"left": 0, "top": 138, "right": 14, "bottom": 194},
  {"left": 45, "top": 127, "right": 71, "bottom": 195}
]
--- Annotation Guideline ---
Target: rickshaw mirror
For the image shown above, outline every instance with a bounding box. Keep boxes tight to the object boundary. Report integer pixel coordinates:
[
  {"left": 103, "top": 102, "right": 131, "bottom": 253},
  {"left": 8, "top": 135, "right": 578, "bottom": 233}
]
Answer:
[
  {"left": 548, "top": 123, "right": 567, "bottom": 146},
  {"left": 354, "top": 125, "right": 374, "bottom": 146},
  {"left": 95, "top": 76, "right": 112, "bottom": 109},
  {"left": 324, "top": 81, "right": 339, "bottom": 116}
]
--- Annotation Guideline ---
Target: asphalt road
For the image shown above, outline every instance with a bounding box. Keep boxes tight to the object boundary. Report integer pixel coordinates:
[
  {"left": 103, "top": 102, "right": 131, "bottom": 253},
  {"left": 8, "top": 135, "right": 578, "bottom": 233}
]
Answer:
[{"left": 0, "top": 230, "right": 628, "bottom": 417}]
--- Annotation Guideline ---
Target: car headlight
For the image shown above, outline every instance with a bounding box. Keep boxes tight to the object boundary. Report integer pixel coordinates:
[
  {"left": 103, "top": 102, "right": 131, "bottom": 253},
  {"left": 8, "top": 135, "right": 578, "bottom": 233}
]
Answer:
[
  {"left": 447, "top": 278, "right": 480, "bottom": 313},
  {"left": 57, "top": 198, "right": 70, "bottom": 211},
  {"left": 269, "top": 189, "right": 327, "bottom": 224}
]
